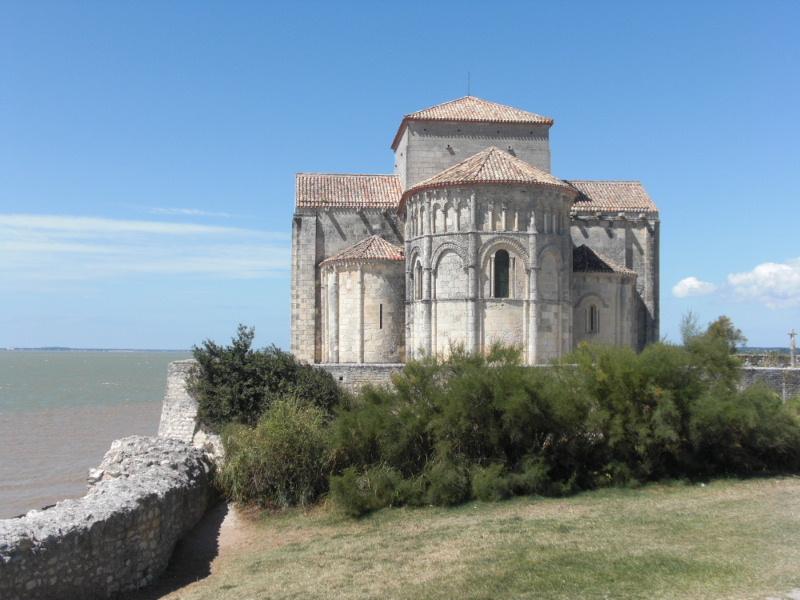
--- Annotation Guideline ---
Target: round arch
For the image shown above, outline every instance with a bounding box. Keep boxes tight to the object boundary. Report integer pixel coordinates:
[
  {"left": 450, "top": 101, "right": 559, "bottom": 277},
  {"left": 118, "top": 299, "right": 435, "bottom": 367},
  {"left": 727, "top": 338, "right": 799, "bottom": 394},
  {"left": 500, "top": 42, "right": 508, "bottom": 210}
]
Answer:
[{"left": 478, "top": 236, "right": 530, "bottom": 271}]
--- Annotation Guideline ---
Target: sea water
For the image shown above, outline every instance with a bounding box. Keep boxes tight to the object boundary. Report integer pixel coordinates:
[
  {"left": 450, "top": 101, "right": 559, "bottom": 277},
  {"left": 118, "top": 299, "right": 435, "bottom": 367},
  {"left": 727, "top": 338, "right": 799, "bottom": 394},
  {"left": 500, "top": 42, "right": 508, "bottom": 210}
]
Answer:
[{"left": 0, "top": 351, "right": 190, "bottom": 518}]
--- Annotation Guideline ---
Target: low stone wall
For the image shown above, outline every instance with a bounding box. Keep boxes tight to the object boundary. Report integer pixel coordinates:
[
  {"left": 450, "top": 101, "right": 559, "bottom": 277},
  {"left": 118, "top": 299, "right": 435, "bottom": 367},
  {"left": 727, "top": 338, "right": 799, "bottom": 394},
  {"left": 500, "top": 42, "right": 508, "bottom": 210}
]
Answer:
[
  {"left": 0, "top": 436, "right": 213, "bottom": 600},
  {"left": 738, "top": 353, "right": 794, "bottom": 368},
  {"left": 319, "top": 363, "right": 404, "bottom": 392},
  {"left": 740, "top": 367, "right": 800, "bottom": 402}
]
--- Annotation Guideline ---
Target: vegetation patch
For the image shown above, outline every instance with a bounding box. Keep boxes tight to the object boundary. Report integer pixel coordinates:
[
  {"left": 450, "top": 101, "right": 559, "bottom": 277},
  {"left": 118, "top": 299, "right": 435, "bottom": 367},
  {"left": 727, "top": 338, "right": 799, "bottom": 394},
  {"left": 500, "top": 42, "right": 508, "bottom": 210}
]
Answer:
[
  {"left": 189, "top": 325, "right": 343, "bottom": 429},
  {"left": 192, "top": 318, "right": 800, "bottom": 515}
]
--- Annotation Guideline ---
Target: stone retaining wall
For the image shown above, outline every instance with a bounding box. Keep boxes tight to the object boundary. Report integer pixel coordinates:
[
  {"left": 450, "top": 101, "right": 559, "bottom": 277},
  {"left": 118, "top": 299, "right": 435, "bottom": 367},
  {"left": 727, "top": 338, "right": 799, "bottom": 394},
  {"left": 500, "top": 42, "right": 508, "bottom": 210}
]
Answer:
[
  {"left": 0, "top": 436, "right": 213, "bottom": 600},
  {"left": 740, "top": 367, "right": 800, "bottom": 402}
]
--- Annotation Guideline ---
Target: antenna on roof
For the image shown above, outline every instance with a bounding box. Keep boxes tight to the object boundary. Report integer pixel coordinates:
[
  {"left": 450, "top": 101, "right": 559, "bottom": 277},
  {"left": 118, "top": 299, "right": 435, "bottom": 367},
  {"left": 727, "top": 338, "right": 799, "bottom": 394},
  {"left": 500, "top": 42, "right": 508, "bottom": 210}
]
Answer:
[{"left": 467, "top": 72, "right": 471, "bottom": 96}]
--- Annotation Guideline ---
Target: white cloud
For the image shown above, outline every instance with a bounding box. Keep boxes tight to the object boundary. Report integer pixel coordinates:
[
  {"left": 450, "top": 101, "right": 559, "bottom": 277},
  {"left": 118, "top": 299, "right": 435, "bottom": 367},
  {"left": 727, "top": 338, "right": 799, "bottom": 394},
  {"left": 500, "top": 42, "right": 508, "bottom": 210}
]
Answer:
[
  {"left": 0, "top": 213, "right": 289, "bottom": 282},
  {"left": 0, "top": 214, "right": 249, "bottom": 236},
  {"left": 672, "top": 276, "right": 717, "bottom": 298},
  {"left": 727, "top": 258, "right": 800, "bottom": 309},
  {"left": 147, "top": 207, "right": 234, "bottom": 218}
]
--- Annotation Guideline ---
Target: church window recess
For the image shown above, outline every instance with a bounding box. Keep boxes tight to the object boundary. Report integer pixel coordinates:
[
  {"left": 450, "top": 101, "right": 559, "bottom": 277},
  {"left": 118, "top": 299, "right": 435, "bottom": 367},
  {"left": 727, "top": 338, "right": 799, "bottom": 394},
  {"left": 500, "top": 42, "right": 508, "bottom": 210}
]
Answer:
[
  {"left": 587, "top": 304, "right": 599, "bottom": 334},
  {"left": 414, "top": 262, "right": 423, "bottom": 299},
  {"left": 493, "top": 250, "right": 510, "bottom": 298},
  {"left": 379, "top": 303, "right": 383, "bottom": 329}
]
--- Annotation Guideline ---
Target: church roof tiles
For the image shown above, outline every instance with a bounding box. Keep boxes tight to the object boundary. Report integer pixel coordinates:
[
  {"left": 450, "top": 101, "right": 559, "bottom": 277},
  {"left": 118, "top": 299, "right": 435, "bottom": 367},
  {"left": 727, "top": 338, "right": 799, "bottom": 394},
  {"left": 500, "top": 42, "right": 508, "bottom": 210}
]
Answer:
[
  {"left": 320, "top": 235, "right": 404, "bottom": 266},
  {"left": 392, "top": 96, "right": 553, "bottom": 148},
  {"left": 296, "top": 173, "right": 401, "bottom": 209},
  {"left": 567, "top": 180, "right": 657, "bottom": 216},
  {"left": 402, "top": 146, "right": 575, "bottom": 206}
]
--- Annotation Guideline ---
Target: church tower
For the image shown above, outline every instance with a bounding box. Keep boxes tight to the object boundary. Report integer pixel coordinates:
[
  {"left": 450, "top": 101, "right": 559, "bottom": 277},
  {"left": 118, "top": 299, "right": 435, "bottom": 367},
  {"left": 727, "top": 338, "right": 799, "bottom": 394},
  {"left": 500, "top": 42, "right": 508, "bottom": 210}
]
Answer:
[{"left": 392, "top": 96, "right": 553, "bottom": 190}]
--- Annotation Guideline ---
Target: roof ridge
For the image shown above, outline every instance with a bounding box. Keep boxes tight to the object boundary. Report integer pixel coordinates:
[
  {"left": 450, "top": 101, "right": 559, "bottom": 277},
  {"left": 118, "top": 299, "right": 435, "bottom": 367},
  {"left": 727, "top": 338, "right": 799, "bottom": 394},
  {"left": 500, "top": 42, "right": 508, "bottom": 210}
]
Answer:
[
  {"left": 473, "top": 146, "right": 500, "bottom": 179},
  {"left": 403, "top": 95, "right": 472, "bottom": 118}
]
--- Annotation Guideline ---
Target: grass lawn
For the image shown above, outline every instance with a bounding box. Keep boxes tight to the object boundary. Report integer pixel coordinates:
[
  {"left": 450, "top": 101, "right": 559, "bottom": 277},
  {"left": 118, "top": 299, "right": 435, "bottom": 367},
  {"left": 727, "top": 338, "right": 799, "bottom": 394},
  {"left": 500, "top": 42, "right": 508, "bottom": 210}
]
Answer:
[{"left": 163, "top": 477, "right": 800, "bottom": 600}]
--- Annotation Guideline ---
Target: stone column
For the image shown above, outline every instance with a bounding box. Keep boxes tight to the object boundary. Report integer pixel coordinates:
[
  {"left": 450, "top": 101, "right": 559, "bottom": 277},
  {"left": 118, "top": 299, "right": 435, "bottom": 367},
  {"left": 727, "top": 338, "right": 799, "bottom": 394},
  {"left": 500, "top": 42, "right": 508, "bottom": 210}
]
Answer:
[
  {"left": 422, "top": 193, "right": 433, "bottom": 356},
  {"left": 527, "top": 210, "right": 539, "bottom": 365},
  {"left": 560, "top": 211, "right": 573, "bottom": 356},
  {"left": 357, "top": 265, "right": 364, "bottom": 363},
  {"left": 328, "top": 266, "right": 339, "bottom": 363},
  {"left": 466, "top": 192, "right": 479, "bottom": 355},
  {"left": 646, "top": 219, "right": 660, "bottom": 344},
  {"left": 321, "top": 268, "right": 327, "bottom": 363}
]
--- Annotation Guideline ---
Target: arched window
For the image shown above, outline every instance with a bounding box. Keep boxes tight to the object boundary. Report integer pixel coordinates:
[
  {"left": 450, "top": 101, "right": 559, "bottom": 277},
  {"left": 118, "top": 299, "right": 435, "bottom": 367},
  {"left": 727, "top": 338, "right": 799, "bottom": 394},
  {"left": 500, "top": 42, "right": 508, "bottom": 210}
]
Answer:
[
  {"left": 587, "top": 304, "right": 599, "bottom": 334},
  {"left": 415, "top": 262, "right": 423, "bottom": 299},
  {"left": 493, "top": 250, "right": 510, "bottom": 298}
]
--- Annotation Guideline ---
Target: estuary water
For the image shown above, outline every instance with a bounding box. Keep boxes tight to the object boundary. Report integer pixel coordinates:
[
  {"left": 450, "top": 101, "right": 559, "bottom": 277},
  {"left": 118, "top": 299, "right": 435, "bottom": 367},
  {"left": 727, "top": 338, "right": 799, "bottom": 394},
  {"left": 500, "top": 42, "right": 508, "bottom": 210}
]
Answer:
[{"left": 0, "top": 351, "right": 190, "bottom": 518}]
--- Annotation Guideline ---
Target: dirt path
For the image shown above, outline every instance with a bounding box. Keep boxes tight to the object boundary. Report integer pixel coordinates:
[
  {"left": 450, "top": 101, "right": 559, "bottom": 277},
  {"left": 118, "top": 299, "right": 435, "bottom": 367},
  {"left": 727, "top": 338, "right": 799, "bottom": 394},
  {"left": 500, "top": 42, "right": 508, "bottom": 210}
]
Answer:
[{"left": 124, "top": 501, "right": 255, "bottom": 599}]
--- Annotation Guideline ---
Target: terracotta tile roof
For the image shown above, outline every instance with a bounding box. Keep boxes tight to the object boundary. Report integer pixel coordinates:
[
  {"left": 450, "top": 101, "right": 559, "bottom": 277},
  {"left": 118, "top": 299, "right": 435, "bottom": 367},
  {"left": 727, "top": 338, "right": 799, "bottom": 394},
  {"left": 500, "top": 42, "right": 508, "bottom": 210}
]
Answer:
[
  {"left": 567, "top": 180, "right": 658, "bottom": 215},
  {"left": 296, "top": 173, "right": 401, "bottom": 209},
  {"left": 573, "top": 245, "right": 637, "bottom": 277},
  {"left": 392, "top": 96, "right": 553, "bottom": 149},
  {"left": 320, "top": 235, "right": 404, "bottom": 266},
  {"left": 402, "top": 147, "right": 575, "bottom": 208}
]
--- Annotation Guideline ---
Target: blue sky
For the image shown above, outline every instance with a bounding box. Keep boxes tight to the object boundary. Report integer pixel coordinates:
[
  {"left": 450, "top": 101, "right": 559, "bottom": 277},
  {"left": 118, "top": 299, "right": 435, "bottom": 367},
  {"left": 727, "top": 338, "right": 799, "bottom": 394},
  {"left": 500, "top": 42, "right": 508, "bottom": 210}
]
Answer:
[{"left": 1, "top": 1, "right": 798, "bottom": 349}]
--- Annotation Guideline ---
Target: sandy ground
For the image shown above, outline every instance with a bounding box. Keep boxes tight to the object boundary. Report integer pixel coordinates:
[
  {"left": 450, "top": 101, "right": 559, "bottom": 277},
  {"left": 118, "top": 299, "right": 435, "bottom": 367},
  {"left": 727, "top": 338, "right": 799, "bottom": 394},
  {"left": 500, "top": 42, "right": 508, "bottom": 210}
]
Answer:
[{"left": 124, "top": 501, "right": 254, "bottom": 600}]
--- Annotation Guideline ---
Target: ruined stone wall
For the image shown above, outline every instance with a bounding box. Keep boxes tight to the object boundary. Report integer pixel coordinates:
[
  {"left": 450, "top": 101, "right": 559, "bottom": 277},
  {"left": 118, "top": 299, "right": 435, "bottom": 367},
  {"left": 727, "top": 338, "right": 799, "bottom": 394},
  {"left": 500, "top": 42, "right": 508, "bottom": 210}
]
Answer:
[
  {"left": 157, "top": 359, "right": 199, "bottom": 443},
  {"left": 0, "top": 436, "right": 213, "bottom": 600}
]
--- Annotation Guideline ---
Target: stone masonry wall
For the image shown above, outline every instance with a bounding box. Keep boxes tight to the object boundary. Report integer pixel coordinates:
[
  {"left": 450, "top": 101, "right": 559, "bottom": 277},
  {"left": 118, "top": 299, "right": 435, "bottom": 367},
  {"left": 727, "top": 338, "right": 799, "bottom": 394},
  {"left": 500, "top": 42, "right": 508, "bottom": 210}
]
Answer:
[
  {"left": 399, "top": 121, "right": 552, "bottom": 188},
  {"left": 740, "top": 367, "right": 800, "bottom": 402},
  {"left": 739, "top": 354, "right": 795, "bottom": 368},
  {"left": 0, "top": 436, "right": 213, "bottom": 600},
  {"left": 571, "top": 218, "right": 659, "bottom": 349},
  {"left": 319, "top": 363, "right": 404, "bottom": 393},
  {"left": 157, "top": 359, "right": 200, "bottom": 443}
]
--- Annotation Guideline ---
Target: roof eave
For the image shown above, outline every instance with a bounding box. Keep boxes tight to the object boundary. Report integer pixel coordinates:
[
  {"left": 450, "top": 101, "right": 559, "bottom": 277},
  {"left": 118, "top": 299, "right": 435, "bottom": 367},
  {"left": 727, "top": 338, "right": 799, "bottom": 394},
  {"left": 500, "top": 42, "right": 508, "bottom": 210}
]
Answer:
[
  {"left": 391, "top": 116, "right": 555, "bottom": 150},
  {"left": 399, "top": 179, "right": 577, "bottom": 213},
  {"left": 320, "top": 256, "right": 404, "bottom": 268}
]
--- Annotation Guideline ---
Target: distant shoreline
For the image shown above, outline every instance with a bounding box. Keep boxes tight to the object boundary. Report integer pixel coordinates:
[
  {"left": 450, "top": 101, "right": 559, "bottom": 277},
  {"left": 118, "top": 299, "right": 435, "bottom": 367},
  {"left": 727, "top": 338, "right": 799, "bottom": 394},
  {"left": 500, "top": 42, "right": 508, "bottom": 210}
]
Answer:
[{"left": 0, "top": 348, "right": 190, "bottom": 353}]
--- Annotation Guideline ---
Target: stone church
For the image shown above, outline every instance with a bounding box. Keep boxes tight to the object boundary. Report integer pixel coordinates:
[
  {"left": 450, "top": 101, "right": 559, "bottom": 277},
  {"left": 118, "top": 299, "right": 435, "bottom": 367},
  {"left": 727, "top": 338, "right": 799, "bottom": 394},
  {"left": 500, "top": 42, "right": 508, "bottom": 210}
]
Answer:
[{"left": 291, "top": 96, "right": 659, "bottom": 367}]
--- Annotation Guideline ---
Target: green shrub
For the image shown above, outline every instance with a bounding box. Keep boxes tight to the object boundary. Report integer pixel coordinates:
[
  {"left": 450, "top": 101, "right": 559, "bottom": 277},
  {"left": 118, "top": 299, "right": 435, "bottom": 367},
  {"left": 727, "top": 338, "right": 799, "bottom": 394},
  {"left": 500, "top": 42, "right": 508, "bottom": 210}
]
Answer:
[
  {"left": 326, "top": 316, "right": 800, "bottom": 516},
  {"left": 424, "top": 456, "right": 470, "bottom": 506},
  {"left": 471, "top": 463, "right": 512, "bottom": 501},
  {"left": 189, "top": 324, "right": 342, "bottom": 429},
  {"left": 690, "top": 383, "right": 800, "bottom": 475},
  {"left": 329, "top": 465, "right": 406, "bottom": 517},
  {"left": 217, "top": 397, "right": 330, "bottom": 508},
  {"left": 507, "top": 456, "right": 556, "bottom": 495}
]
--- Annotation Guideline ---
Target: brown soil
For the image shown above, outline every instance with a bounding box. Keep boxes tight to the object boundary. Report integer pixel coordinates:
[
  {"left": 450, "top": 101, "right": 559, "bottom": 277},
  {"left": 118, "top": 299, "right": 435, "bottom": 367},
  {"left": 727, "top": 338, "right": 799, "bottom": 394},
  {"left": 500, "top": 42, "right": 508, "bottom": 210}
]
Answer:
[{"left": 123, "top": 501, "right": 256, "bottom": 599}]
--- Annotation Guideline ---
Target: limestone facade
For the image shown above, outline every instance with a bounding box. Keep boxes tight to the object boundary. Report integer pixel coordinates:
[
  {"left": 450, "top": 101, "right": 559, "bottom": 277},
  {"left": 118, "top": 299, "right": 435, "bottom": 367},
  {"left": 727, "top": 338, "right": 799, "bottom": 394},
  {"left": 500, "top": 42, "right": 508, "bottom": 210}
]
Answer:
[{"left": 292, "top": 96, "right": 660, "bottom": 365}]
